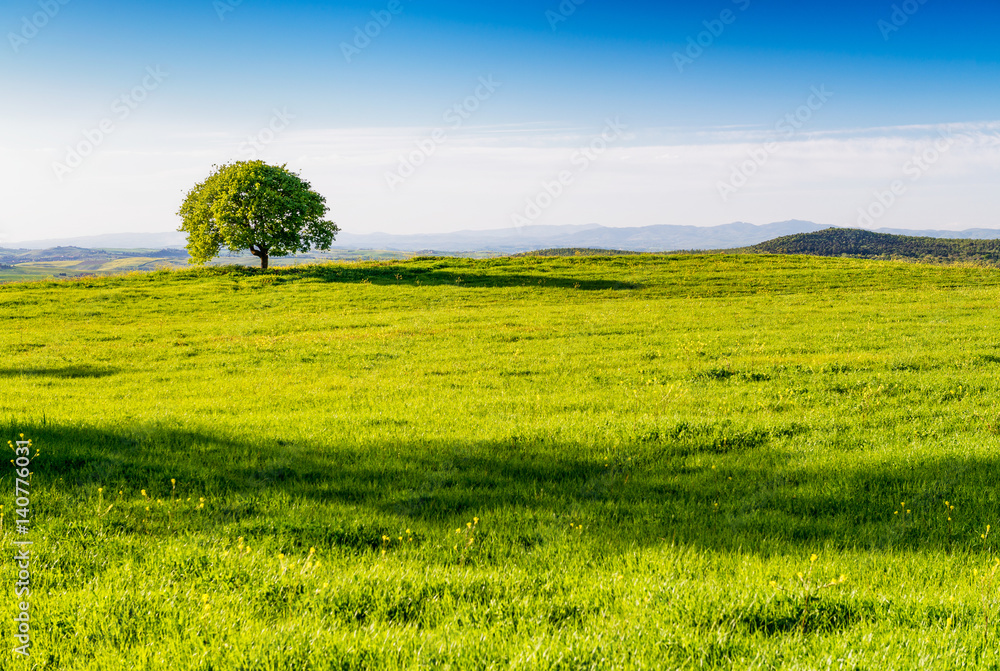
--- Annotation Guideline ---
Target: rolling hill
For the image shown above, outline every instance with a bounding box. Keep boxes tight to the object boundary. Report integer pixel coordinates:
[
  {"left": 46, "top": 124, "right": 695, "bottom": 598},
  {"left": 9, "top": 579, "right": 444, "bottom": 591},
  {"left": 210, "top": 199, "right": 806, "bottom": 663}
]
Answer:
[{"left": 742, "top": 227, "right": 1000, "bottom": 264}]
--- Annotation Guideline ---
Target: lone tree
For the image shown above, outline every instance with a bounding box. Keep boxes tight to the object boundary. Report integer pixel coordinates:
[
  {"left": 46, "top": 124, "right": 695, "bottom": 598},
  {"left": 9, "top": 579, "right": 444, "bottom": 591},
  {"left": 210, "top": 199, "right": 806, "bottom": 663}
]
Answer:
[{"left": 178, "top": 160, "right": 338, "bottom": 269}]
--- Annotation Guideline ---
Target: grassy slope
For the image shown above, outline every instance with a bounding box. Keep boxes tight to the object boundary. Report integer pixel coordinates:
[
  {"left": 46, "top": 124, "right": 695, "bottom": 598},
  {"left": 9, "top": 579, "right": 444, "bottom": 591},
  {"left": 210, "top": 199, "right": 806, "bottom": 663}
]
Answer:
[{"left": 2, "top": 255, "right": 1000, "bottom": 669}]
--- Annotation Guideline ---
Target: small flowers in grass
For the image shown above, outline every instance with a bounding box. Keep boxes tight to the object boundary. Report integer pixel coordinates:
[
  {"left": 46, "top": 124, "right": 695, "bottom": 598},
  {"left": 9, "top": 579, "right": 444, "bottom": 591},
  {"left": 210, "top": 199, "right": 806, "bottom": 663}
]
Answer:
[
  {"left": 453, "top": 518, "right": 480, "bottom": 563},
  {"left": 94, "top": 487, "right": 114, "bottom": 518},
  {"left": 943, "top": 501, "right": 955, "bottom": 535},
  {"left": 770, "top": 554, "right": 848, "bottom": 631}
]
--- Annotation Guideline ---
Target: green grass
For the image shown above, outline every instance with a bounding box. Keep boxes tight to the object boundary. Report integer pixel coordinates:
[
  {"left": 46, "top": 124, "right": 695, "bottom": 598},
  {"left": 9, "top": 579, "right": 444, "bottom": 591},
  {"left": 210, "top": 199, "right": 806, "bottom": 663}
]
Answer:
[{"left": 2, "top": 254, "right": 1000, "bottom": 669}]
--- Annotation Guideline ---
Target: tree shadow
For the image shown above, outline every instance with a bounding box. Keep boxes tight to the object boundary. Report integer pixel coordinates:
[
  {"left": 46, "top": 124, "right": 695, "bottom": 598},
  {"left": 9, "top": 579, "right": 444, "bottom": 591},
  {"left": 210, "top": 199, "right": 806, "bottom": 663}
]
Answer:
[
  {"left": 6, "top": 420, "right": 999, "bottom": 555},
  {"left": 190, "top": 263, "right": 643, "bottom": 291},
  {"left": 0, "top": 365, "right": 118, "bottom": 379},
  {"left": 286, "top": 264, "right": 642, "bottom": 290}
]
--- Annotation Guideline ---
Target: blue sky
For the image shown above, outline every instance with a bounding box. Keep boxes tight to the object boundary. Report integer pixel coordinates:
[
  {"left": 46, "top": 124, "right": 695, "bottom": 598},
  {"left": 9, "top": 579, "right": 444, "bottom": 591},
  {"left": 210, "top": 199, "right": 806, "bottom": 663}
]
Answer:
[{"left": 2, "top": 0, "right": 1000, "bottom": 241}]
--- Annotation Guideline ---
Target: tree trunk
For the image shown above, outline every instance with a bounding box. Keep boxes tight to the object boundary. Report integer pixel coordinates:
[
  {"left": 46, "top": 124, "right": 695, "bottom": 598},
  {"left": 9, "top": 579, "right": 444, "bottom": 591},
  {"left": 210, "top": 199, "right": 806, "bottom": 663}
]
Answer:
[{"left": 250, "top": 245, "right": 269, "bottom": 269}]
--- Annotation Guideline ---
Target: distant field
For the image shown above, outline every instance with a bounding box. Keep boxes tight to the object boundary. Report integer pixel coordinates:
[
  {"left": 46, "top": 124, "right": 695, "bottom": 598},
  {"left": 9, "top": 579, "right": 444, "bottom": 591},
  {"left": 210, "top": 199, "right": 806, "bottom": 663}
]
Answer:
[
  {"left": 0, "top": 257, "right": 186, "bottom": 281},
  {"left": 0, "top": 250, "right": 430, "bottom": 283},
  {"left": 2, "top": 255, "right": 1000, "bottom": 668}
]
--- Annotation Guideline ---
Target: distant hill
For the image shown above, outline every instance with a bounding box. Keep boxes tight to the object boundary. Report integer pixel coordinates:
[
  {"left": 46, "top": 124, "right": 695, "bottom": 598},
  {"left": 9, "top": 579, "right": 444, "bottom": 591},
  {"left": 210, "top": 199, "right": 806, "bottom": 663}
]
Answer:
[
  {"left": 743, "top": 228, "right": 1000, "bottom": 264},
  {"left": 8, "top": 232, "right": 188, "bottom": 250},
  {"left": 0, "top": 246, "right": 188, "bottom": 264},
  {"left": 875, "top": 227, "right": 1000, "bottom": 240},
  {"left": 8, "top": 222, "right": 832, "bottom": 253},
  {"left": 9, "top": 223, "right": 1000, "bottom": 254},
  {"left": 329, "top": 221, "right": 832, "bottom": 253},
  {"left": 515, "top": 248, "right": 641, "bottom": 257}
]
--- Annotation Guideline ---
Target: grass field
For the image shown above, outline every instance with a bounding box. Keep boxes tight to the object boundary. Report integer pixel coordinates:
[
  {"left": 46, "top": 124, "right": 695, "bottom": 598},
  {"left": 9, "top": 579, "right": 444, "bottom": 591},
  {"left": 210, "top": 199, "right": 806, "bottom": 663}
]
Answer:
[{"left": 2, "top": 254, "right": 1000, "bottom": 669}]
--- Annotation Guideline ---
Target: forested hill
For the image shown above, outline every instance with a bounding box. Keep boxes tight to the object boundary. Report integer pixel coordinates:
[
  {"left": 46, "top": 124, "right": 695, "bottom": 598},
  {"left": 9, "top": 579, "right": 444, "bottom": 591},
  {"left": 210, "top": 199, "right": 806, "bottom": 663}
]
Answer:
[{"left": 743, "top": 228, "right": 1000, "bottom": 264}]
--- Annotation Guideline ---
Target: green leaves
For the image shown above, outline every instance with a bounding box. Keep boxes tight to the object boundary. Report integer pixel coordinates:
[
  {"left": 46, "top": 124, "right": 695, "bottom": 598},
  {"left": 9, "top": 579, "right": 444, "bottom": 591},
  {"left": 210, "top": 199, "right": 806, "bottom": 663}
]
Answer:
[{"left": 177, "top": 161, "right": 339, "bottom": 268}]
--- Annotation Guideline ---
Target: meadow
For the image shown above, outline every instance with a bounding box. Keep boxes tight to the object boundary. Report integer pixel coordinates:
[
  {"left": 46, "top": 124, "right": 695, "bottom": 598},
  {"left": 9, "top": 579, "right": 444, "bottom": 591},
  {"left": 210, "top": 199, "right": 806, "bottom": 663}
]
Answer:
[{"left": 1, "top": 254, "right": 1000, "bottom": 669}]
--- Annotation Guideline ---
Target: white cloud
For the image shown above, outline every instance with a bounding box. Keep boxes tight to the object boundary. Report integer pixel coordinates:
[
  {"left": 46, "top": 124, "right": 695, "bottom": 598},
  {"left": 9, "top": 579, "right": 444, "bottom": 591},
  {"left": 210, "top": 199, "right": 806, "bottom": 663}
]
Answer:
[{"left": 2, "top": 120, "right": 1000, "bottom": 244}]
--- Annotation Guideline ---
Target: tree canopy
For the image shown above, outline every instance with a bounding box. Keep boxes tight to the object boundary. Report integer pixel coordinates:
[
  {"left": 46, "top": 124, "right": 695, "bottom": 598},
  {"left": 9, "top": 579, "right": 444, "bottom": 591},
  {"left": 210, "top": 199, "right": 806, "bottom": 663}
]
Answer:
[{"left": 178, "top": 161, "right": 338, "bottom": 269}]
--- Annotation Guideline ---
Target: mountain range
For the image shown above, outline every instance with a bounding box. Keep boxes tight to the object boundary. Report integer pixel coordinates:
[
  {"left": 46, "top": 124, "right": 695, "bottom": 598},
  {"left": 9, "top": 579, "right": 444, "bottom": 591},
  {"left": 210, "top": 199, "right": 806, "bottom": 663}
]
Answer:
[{"left": 5, "top": 221, "right": 1000, "bottom": 254}]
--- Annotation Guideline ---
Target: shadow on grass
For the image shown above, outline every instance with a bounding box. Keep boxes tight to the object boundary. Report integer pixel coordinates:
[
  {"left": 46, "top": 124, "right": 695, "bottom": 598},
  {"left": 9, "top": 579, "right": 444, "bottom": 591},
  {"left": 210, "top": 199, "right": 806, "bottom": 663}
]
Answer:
[
  {"left": 5, "top": 420, "right": 1000, "bottom": 554},
  {"left": 0, "top": 365, "right": 118, "bottom": 379},
  {"left": 177, "top": 262, "right": 643, "bottom": 291}
]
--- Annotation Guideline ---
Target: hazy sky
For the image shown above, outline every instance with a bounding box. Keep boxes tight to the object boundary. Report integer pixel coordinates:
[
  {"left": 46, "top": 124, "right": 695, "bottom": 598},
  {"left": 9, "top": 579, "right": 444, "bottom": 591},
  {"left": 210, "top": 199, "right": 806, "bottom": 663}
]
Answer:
[{"left": 2, "top": 0, "right": 999, "bottom": 243}]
